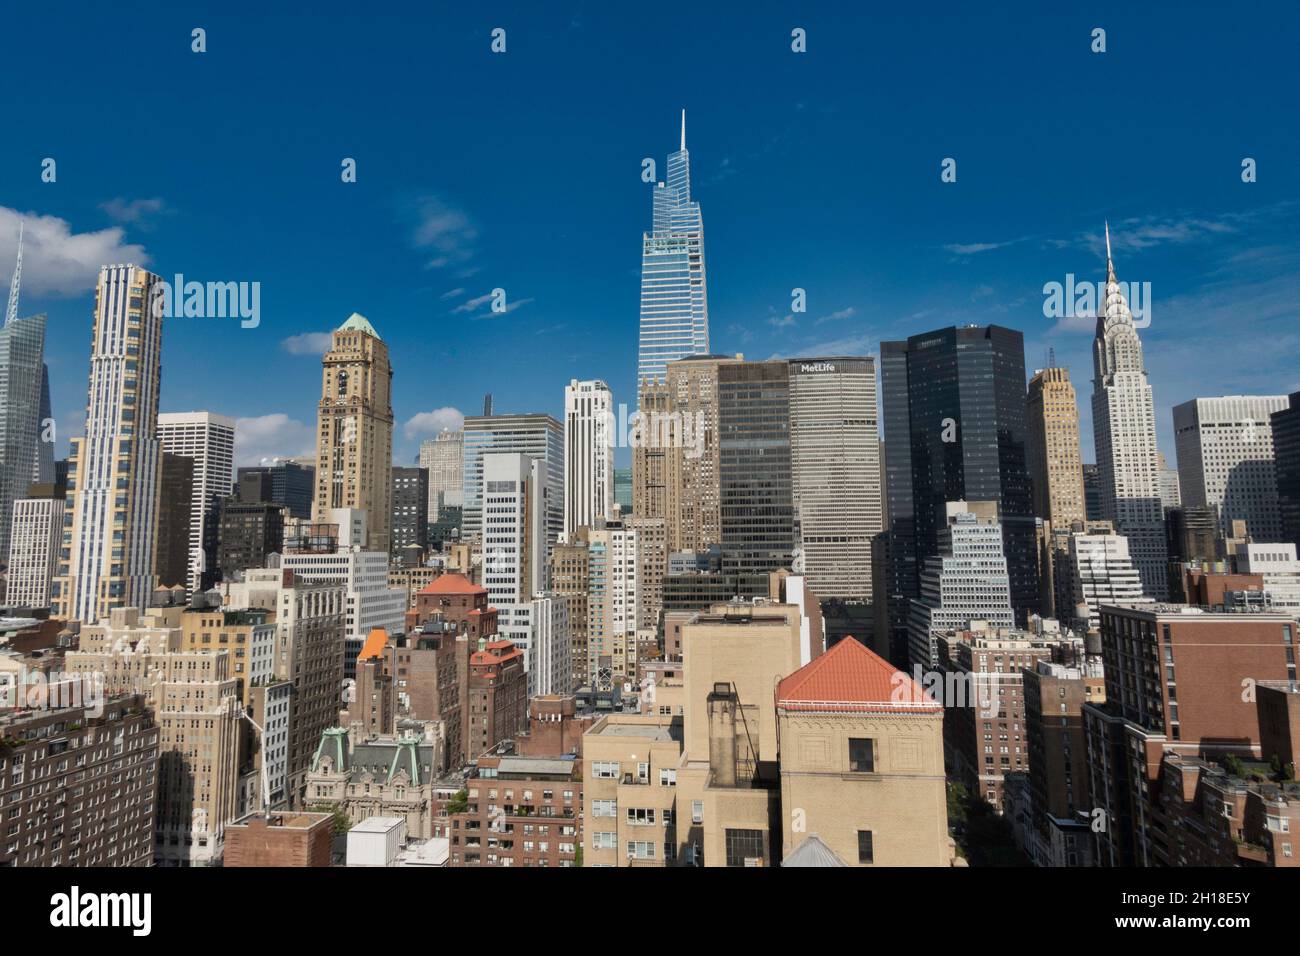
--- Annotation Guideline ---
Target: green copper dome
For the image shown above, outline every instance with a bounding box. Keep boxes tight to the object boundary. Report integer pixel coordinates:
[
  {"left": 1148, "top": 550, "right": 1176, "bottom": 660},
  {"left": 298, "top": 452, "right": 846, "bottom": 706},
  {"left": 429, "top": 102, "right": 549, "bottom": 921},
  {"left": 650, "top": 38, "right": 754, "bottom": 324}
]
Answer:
[{"left": 338, "top": 312, "right": 380, "bottom": 339}]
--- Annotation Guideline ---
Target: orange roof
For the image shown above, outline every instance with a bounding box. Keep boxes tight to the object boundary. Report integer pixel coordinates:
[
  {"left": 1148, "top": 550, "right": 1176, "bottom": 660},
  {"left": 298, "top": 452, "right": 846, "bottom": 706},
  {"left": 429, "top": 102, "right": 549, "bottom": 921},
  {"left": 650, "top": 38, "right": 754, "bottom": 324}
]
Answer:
[
  {"left": 470, "top": 639, "right": 523, "bottom": 666},
  {"left": 417, "top": 573, "right": 486, "bottom": 596},
  {"left": 357, "top": 628, "right": 389, "bottom": 662},
  {"left": 776, "top": 637, "right": 942, "bottom": 714}
]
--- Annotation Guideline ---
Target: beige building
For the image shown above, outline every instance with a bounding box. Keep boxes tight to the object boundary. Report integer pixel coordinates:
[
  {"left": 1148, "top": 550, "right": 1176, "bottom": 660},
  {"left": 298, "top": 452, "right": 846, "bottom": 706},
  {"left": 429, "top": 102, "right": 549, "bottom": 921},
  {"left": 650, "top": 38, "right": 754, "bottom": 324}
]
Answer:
[
  {"left": 1026, "top": 365, "right": 1086, "bottom": 529},
  {"left": 629, "top": 516, "right": 667, "bottom": 631},
  {"left": 582, "top": 598, "right": 955, "bottom": 866},
  {"left": 551, "top": 533, "right": 591, "bottom": 688},
  {"left": 64, "top": 607, "right": 242, "bottom": 866},
  {"left": 633, "top": 355, "right": 741, "bottom": 553},
  {"left": 313, "top": 313, "right": 394, "bottom": 552},
  {"left": 777, "top": 637, "right": 953, "bottom": 866}
]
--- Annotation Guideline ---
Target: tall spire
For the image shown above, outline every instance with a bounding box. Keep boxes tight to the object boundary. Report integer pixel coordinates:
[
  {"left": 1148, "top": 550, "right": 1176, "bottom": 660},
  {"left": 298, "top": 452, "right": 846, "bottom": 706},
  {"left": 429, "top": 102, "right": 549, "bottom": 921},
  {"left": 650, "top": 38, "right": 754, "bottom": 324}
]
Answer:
[
  {"left": 5, "top": 220, "right": 23, "bottom": 327},
  {"left": 1104, "top": 220, "right": 1116, "bottom": 284},
  {"left": 680, "top": 108, "right": 686, "bottom": 151}
]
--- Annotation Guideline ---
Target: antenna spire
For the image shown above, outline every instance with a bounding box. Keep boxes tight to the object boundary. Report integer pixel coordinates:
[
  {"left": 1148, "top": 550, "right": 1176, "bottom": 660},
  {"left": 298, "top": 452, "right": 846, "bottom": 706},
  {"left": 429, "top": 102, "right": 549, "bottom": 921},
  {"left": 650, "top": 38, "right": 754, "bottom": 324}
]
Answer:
[
  {"left": 5, "top": 220, "right": 23, "bottom": 327},
  {"left": 680, "top": 109, "right": 686, "bottom": 151}
]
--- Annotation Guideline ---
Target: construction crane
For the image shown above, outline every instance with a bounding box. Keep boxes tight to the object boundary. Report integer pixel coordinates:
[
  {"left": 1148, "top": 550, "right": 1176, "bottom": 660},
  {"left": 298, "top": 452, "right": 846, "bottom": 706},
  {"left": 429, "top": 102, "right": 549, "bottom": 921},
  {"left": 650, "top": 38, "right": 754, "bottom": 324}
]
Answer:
[{"left": 5, "top": 220, "right": 22, "bottom": 327}]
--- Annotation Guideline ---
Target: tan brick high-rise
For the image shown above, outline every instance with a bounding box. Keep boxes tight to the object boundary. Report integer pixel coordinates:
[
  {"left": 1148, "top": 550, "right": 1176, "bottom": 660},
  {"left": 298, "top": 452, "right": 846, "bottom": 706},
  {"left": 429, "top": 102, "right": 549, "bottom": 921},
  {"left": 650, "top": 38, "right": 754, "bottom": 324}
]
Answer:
[
  {"left": 313, "top": 313, "right": 393, "bottom": 552},
  {"left": 1026, "top": 365, "right": 1085, "bottom": 528}
]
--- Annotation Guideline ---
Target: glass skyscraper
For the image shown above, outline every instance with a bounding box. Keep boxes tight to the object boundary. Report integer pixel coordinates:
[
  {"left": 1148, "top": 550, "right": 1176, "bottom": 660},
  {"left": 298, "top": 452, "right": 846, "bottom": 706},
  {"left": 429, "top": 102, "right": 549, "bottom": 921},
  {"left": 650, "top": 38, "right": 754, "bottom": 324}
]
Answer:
[
  {"left": 0, "top": 313, "right": 49, "bottom": 565},
  {"left": 880, "top": 325, "right": 1039, "bottom": 625},
  {"left": 636, "top": 111, "right": 709, "bottom": 386}
]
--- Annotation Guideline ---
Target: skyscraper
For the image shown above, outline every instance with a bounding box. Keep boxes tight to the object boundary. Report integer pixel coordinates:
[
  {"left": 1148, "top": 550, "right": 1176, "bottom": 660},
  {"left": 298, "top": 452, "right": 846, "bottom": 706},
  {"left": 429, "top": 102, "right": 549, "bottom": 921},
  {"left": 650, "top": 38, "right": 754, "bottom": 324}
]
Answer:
[
  {"left": 0, "top": 223, "right": 49, "bottom": 564},
  {"left": 718, "top": 360, "right": 794, "bottom": 573},
  {"left": 787, "top": 357, "right": 882, "bottom": 602},
  {"left": 461, "top": 412, "right": 563, "bottom": 546},
  {"left": 158, "top": 411, "right": 235, "bottom": 593},
  {"left": 54, "top": 265, "right": 164, "bottom": 624},
  {"left": 236, "top": 459, "right": 314, "bottom": 519},
  {"left": 636, "top": 111, "right": 709, "bottom": 386},
  {"left": 1090, "top": 225, "right": 1168, "bottom": 598},
  {"left": 6, "top": 481, "right": 66, "bottom": 608},
  {"left": 1025, "top": 365, "right": 1086, "bottom": 529},
  {"left": 418, "top": 428, "right": 464, "bottom": 515},
  {"left": 881, "top": 325, "right": 1039, "bottom": 623},
  {"left": 563, "top": 379, "right": 615, "bottom": 539},
  {"left": 1173, "top": 395, "right": 1288, "bottom": 541},
  {"left": 313, "top": 313, "right": 394, "bottom": 553},
  {"left": 1271, "top": 392, "right": 1300, "bottom": 549}
]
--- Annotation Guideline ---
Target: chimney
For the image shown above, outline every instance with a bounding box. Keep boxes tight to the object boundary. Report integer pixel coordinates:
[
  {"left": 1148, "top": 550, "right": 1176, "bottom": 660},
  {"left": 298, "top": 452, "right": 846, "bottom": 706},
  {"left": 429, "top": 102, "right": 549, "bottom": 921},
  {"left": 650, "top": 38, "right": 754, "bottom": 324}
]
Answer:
[{"left": 707, "top": 682, "right": 738, "bottom": 788}]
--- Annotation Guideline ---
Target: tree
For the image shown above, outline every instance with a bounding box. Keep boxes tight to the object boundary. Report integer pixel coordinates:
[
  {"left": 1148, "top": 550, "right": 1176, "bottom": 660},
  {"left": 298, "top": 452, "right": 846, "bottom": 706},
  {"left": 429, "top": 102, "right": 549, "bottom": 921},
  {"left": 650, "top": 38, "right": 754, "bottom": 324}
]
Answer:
[{"left": 446, "top": 788, "right": 469, "bottom": 815}]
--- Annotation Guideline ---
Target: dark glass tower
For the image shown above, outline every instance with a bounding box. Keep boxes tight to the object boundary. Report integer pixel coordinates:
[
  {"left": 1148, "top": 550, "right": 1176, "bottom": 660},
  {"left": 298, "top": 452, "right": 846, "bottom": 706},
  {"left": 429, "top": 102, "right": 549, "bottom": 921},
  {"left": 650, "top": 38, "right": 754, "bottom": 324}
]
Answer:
[
  {"left": 1271, "top": 392, "right": 1300, "bottom": 550},
  {"left": 718, "top": 360, "right": 793, "bottom": 573},
  {"left": 881, "top": 325, "right": 1039, "bottom": 624}
]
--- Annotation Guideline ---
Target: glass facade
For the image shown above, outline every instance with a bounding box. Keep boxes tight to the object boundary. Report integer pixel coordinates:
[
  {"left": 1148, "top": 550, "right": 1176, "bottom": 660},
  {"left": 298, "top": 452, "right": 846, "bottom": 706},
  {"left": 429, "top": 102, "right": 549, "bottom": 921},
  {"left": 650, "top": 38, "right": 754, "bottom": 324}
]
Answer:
[{"left": 637, "top": 115, "right": 709, "bottom": 386}]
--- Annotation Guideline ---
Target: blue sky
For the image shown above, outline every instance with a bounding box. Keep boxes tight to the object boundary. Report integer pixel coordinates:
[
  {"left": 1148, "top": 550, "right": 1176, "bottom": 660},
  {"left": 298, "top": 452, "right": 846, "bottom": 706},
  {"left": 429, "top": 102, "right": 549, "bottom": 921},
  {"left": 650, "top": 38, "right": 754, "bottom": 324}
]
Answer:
[{"left": 2, "top": 1, "right": 1298, "bottom": 468}]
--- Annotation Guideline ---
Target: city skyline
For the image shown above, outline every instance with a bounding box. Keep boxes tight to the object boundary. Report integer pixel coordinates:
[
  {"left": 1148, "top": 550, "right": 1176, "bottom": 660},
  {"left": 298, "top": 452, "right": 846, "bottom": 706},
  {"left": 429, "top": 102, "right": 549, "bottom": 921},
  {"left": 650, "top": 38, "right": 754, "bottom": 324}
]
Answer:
[{"left": 1, "top": 4, "right": 1297, "bottom": 470}]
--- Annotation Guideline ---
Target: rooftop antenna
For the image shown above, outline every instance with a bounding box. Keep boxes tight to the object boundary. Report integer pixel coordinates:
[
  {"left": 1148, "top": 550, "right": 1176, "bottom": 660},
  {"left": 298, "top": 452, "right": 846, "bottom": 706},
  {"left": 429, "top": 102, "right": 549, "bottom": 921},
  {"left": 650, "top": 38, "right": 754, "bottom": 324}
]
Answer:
[
  {"left": 1048, "top": 347, "right": 1057, "bottom": 368},
  {"left": 5, "top": 220, "right": 23, "bottom": 327},
  {"left": 680, "top": 108, "right": 686, "bottom": 151}
]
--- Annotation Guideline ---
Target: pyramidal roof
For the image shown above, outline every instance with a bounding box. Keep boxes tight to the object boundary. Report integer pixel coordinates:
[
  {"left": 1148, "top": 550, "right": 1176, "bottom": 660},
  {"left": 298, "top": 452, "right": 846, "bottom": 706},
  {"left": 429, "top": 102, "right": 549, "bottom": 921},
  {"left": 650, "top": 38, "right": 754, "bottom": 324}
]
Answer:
[
  {"left": 1098, "top": 221, "right": 1135, "bottom": 335},
  {"left": 338, "top": 312, "right": 380, "bottom": 339},
  {"left": 782, "top": 834, "right": 849, "bottom": 867},
  {"left": 418, "top": 572, "right": 486, "bottom": 596},
  {"left": 776, "top": 636, "right": 942, "bottom": 714}
]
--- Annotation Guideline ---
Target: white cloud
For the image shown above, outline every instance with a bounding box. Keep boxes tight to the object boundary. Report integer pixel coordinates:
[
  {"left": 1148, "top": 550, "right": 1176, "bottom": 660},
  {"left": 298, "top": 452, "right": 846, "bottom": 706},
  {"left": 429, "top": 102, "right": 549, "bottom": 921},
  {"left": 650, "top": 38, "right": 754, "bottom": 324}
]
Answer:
[
  {"left": 410, "top": 196, "right": 477, "bottom": 269},
  {"left": 440, "top": 287, "right": 466, "bottom": 299},
  {"left": 99, "top": 197, "right": 169, "bottom": 227},
  {"left": 0, "top": 206, "right": 150, "bottom": 297},
  {"left": 234, "top": 414, "right": 316, "bottom": 466},
  {"left": 403, "top": 407, "right": 465, "bottom": 441},
  {"left": 280, "top": 331, "right": 334, "bottom": 355}
]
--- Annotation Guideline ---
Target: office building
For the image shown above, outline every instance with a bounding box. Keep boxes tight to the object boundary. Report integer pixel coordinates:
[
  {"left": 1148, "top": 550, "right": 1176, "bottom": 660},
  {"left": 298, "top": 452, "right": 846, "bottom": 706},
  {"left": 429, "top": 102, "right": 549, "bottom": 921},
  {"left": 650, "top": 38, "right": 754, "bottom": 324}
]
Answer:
[
  {"left": 281, "top": 511, "right": 405, "bottom": 681},
  {"left": 313, "top": 313, "right": 394, "bottom": 553},
  {"left": 614, "top": 467, "right": 633, "bottom": 514},
  {"left": 563, "top": 379, "right": 615, "bottom": 539},
  {"left": 461, "top": 412, "right": 562, "bottom": 545},
  {"left": 0, "top": 276, "right": 48, "bottom": 564},
  {"left": 236, "top": 459, "right": 314, "bottom": 519},
  {"left": 479, "top": 452, "right": 548, "bottom": 687},
  {"left": 636, "top": 111, "right": 709, "bottom": 386},
  {"left": 5, "top": 482, "right": 66, "bottom": 607},
  {"left": 1271, "top": 392, "right": 1300, "bottom": 549},
  {"left": 216, "top": 477, "right": 287, "bottom": 580},
  {"left": 391, "top": 466, "right": 429, "bottom": 555},
  {"left": 1026, "top": 365, "right": 1086, "bottom": 528},
  {"left": 419, "top": 428, "right": 465, "bottom": 516},
  {"left": 718, "top": 360, "right": 794, "bottom": 573},
  {"left": 158, "top": 411, "right": 236, "bottom": 593},
  {"left": 1174, "top": 395, "right": 1289, "bottom": 541},
  {"left": 882, "top": 325, "right": 1038, "bottom": 625},
  {"left": 1089, "top": 225, "right": 1169, "bottom": 598},
  {"left": 787, "top": 357, "right": 882, "bottom": 602},
  {"left": 908, "top": 503, "right": 1016, "bottom": 670},
  {"left": 1061, "top": 529, "right": 1149, "bottom": 633},
  {"left": 54, "top": 265, "right": 165, "bottom": 625}
]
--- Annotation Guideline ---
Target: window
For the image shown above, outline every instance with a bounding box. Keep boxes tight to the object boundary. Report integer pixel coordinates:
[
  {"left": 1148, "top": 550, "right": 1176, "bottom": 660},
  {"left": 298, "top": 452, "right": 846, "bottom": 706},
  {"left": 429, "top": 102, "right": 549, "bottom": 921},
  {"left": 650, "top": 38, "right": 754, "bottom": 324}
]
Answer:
[
  {"left": 592, "top": 799, "right": 617, "bottom": 818},
  {"left": 849, "top": 738, "right": 875, "bottom": 773},
  {"left": 858, "top": 830, "right": 874, "bottom": 864},
  {"left": 592, "top": 761, "right": 619, "bottom": 779},
  {"left": 592, "top": 831, "right": 616, "bottom": 849},
  {"left": 725, "top": 828, "right": 765, "bottom": 867},
  {"left": 659, "top": 768, "right": 677, "bottom": 787},
  {"left": 691, "top": 800, "right": 703, "bottom": 824},
  {"left": 626, "top": 807, "right": 656, "bottom": 826}
]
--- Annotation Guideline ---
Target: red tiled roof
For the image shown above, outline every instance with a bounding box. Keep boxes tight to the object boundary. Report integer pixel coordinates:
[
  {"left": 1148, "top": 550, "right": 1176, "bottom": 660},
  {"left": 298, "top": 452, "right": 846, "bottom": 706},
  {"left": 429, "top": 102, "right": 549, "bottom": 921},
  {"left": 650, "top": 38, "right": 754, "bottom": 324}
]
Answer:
[
  {"left": 470, "top": 639, "right": 523, "bottom": 666},
  {"left": 417, "top": 573, "right": 486, "bottom": 596},
  {"left": 776, "top": 637, "right": 941, "bottom": 714}
]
